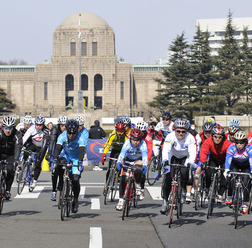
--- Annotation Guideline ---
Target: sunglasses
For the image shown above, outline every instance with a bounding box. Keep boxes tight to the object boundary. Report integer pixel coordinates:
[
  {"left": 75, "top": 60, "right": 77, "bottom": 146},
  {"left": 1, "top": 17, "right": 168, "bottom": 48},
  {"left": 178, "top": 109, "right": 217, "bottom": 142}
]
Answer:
[
  {"left": 235, "top": 140, "right": 246, "bottom": 145},
  {"left": 176, "top": 130, "right": 186, "bottom": 134},
  {"left": 213, "top": 135, "right": 223, "bottom": 139},
  {"left": 4, "top": 127, "right": 13, "bottom": 130},
  {"left": 163, "top": 118, "right": 170, "bottom": 121},
  {"left": 229, "top": 132, "right": 235, "bottom": 136}
]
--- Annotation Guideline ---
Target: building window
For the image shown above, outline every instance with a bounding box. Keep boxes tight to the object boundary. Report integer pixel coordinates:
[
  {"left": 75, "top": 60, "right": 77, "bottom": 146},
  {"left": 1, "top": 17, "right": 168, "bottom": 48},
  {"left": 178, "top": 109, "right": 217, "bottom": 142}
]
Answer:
[
  {"left": 83, "top": 96, "right": 88, "bottom": 108},
  {"left": 81, "top": 42, "right": 87, "bottom": 56},
  {"left": 65, "top": 74, "right": 74, "bottom": 91},
  {"left": 66, "top": 96, "right": 74, "bottom": 109},
  {"left": 70, "top": 41, "right": 76, "bottom": 56},
  {"left": 94, "top": 74, "right": 102, "bottom": 91},
  {"left": 94, "top": 96, "right": 102, "bottom": 109},
  {"left": 92, "top": 41, "right": 97, "bottom": 56},
  {"left": 120, "top": 81, "right": 124, "bottom": 100},
  {"left": 81, "top": 74, "right": 88, "bottom": 90},
  {"left": 44, "top": 82, "right": 48, "bottom": 100}
]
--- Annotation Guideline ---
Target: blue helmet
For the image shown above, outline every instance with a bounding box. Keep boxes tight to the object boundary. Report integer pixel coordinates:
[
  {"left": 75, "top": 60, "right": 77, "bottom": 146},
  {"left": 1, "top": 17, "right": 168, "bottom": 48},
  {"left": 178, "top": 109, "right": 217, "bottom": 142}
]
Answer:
[
  {"left": 34, "top": 115, "right": 45, "bottom": 125},
  {"left": 229, "top": 119, "right": 240, "bottom": 127},
  {"left": 65, "top": 119, "right": 79, "bottom": 134}
]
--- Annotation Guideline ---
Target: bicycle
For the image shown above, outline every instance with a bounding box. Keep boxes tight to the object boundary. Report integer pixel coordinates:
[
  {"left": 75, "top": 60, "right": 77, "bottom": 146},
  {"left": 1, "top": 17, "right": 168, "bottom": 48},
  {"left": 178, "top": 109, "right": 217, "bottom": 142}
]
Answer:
[
  {"left": 60, "top": 162, "right": 73, "bottom": 221},
  {"left": 206, "top": 165, "right": 225, "bottom": 219},
  {"left": 0, "top": 160, "right": 8, "bottom": 215},
  {"left": 103, "top": 157, "right": 119, "bottom": 205},
  {"left": 121, "top": 161, "right": 142, "bottom": 220},
  {"left": 166, "top": 163, "right": 188, "bottom": 228},
  {"left": 16, "top": 150, "right": 38, "bottom": 194},
  {"left": 228, "top": 171, "right": 252, "bottom": 229},
  {"left": 194, "top": 169, "right": 207, "bottom": 210},
  {"left": 147, "top": 140, "right": 163, "bottom": 186}
]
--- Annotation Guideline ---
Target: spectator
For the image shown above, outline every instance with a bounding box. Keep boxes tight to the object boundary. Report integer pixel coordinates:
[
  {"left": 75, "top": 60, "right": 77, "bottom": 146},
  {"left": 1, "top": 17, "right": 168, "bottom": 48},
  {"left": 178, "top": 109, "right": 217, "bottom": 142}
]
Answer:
[
  {"left": 89, "top": 120, "right": 106, "bottom": 171},
  {"left": 47, "top": 122, "right": 54, "bottom": 133}
]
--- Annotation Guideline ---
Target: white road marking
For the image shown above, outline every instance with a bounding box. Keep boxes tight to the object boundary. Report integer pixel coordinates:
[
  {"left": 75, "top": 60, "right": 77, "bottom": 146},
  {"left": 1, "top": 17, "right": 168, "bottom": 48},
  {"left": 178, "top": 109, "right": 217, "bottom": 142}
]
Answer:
[
  {"left": 89, "top": 227, "right": 102, "bottom": 248},
  {"left": 15, "top": 186, "right": 45, "bottom": 199},
  {"left": 91, "top": 198, "right": 100, "bottom": 210},
  {"left": 146, "top": 186, "right": 162, "bottom": 200},
  {"left": 79, "top": 186, "right": 86, "bottom": 199}
]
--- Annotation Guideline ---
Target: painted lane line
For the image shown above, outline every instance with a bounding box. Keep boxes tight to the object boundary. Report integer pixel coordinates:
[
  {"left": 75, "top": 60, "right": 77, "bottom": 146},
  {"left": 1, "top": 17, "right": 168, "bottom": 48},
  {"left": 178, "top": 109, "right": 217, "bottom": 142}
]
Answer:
[
  {"left": 146, "top": 186, "right": 162, "bottom": 200},
  {"left": 89, "top": 227, "right": 102, "bottom": 248},
  {"left": 79, "top": 186, "right": 86, "bottom": 199},
  {"left": 15, "top": 186, "right": 45, "bottom": 199},
  {"left": 91, "top": 198, "right": 100, "bottom": 210}
]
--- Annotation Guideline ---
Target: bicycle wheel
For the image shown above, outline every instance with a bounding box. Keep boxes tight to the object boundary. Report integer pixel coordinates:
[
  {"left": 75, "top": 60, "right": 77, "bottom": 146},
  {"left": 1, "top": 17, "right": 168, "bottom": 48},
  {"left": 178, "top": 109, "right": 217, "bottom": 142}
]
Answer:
[
  {"left": 17, "top": 162, "right": 28, "bottom": 195},
  {"left": 200, "top": 173, "right": 207, "bottom": 208},
  {"left": 60, "top": 179, "right": 67, "bottom": 221},
  {"left": 169, "top": 184, "right": 176, "bottom": 228},
  {"left": 122, "top": 178, "right": 131, "bottom": 220},
  {"left": 132, "top": 182, "right": 137, "bottom": 208},
  {"left": 111, "top": 171, "right": 118, "bottom": 202},
  {"left": 207, "top": 174, "right": 216, "bottom": 219},
  {"left": 234, "top": 184, "right": 240, "bottom": 229},
  {"left": 66, "top": 182, "right": 72, "bottom": 217},
  {"left": 195, "top": 174, "right": 201, "bottom": 210},
  {"left": 147, "top": 157, "right": 159, "bottom": 186},
  {"left": 0, "top": 176, "right": 5, "bottom": 215},
  {"left": 248, "top": 188, "right": 252, "bottom": 214},
  {"left": 57, "top": 190, "right": 62, "bottom": 210},
  {"left": 104, "top": 168, "right": 113, "bottom": 205},
  {"left": 177, "top": 182, "right": 183, "bottom": 217}
]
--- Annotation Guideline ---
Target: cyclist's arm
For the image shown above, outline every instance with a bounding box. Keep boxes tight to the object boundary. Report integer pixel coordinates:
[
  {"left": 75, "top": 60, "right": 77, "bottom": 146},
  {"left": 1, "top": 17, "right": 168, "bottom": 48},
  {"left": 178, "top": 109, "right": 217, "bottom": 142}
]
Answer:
[
  {"left": 199, "top": 138, "right": 211, "bottom": 163},
  {"left": 117, "top": 140, "right": 129, "bottom": 164},
  {"left": 22, "top": 125, "right": 33, "bottom": 146},
  {"left": 247, "top": 145, "right": 252, "bottom": 171},
  {"left": 103, "top": 131, "right": 116, "bottom": 155},
  {"left": 14, "top": 131, "right": 23, "bottom": 162},
  {"left": 187, "top": 140, "right": 197, "bottom": 164},
  {"left": 162, "top": 138, "right": 172, "bottom": 162},
  {"left": 78, "top": 135, "right": 86, "bottom": 161},
  {"left": 52, "top": 143, "right": 63, "bottom": 159},
  {"left": 47, "top": 126, "right": 58, "bottom": 157},
  {"left": 225, "top": 145, "right": 235, "bottom": 170},
  {"left": 141, "top": 141, "right": 148, "bottom": 166}
]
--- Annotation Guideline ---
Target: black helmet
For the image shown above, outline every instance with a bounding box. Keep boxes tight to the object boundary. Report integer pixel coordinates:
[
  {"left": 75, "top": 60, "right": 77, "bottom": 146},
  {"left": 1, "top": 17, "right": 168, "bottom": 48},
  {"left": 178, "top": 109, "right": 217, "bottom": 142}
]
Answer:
[
  {"left": 162, "top": 112, "right": 171, "bottom": 120},
  {"left": 202, "top": 122, "right": 214, "bottom": 132},
  {"left": 65, "top": 119, "right": 79, "bottom": 134}
]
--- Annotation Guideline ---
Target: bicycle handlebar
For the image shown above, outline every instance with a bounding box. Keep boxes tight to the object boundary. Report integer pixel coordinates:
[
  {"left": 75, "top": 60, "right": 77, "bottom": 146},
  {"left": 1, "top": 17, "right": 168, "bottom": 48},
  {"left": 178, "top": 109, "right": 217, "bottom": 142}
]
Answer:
[{"left": 228, "top": 171, "right": 252, "bottom": 178}]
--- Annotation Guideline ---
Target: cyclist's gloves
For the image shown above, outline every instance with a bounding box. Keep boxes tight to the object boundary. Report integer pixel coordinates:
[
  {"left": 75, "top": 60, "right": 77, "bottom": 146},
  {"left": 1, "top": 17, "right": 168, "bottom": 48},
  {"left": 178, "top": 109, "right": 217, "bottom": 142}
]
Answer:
[
  {"left": 187, "top": 162, "right": 197, "bottom": 170},
  {"left": 223, "top": 169, "right": 230, "bottom": 178},
  {"left": 13, "top": 161, "right": 19, "bottom": 169},
  {"left": 45, "top": 153, "right": 52, "bottom": 162},
  {"left": 101, "top": 153, "right": 106, "bottom": 164},
  {"left": 117, "top": 162, "right": 122, "bottom": 171},
  {"left": 52, "top": 158, "right": 58, "bottom": 171},
  {"left": 142, "top": 165, "right": 147, "bottom": 175},
  {"left": 201, "top": 162, "right": 207, "bottom": 170},
  {"left": 78, "top": 161, "right": 84, "bottom": 172}
]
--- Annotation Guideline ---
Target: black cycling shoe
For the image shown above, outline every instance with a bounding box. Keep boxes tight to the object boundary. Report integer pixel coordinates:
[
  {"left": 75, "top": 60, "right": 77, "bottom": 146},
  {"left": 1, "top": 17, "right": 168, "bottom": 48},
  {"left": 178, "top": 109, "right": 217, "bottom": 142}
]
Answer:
[
  {"left": 5, "top": 191, "right": 11, "bottom": 200},
  {"left": 72, "top": 199, "right": 79, "bottom": 213}
]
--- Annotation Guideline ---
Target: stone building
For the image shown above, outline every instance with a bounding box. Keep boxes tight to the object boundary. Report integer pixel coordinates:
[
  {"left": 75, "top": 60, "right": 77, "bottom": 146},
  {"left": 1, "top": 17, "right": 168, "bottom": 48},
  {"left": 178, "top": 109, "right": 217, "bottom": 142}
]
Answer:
[{"left": 0, "top": 12, "right": 166, "bottom": 124}]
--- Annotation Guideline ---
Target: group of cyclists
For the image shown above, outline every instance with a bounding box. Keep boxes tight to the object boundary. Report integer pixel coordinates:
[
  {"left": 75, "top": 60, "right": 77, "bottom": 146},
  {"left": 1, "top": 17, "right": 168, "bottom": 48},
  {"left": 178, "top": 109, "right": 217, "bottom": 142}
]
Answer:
[{"left": 0, "top": 111, "right": 252, "bottom": 219}]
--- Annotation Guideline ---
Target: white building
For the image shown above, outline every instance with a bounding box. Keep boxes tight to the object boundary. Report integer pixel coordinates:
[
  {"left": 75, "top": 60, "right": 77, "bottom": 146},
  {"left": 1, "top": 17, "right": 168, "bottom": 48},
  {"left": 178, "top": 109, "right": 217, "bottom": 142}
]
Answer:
[{"left": 197, "top": 17, "right": 252, "bottom": 55}]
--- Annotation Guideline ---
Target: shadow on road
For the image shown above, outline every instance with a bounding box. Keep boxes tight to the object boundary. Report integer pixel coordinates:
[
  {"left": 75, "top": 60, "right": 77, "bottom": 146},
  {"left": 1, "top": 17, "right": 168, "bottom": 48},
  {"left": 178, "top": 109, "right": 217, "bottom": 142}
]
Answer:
[{"left": 2, "top": 210, "right": 41, "bottom": 216}]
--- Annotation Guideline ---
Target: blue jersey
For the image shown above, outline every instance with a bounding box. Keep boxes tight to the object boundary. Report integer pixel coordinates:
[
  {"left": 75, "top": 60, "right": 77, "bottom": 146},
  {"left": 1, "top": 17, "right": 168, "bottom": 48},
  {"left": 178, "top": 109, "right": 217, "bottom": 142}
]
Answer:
[
  {"left": 225, "top": 144, "right": 252, "bottom": 171},
  {"left": 117, "top": 139, "right": 148, "bottom": 166},
  {"left": 57, "top": 131, "right": 85, "bottom": 160},
  {"left": 80, "top": 127, "right": 89, "bottom": 147}
]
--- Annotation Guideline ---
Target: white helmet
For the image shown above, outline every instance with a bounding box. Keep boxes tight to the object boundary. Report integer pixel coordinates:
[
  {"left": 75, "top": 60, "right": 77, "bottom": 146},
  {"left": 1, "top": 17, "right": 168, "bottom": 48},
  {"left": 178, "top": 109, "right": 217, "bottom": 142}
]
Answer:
[
  {"left": 234, "top": 130, "right": 247, "bottom": 141},
  {"left": 23, "top": 115, "right": 33, "bottom": 125},
  {"left": 136, "top": 121, "right": 148, "bottom": 131},
  {"left": 57, "top": 115, "right": 69, "bottom": 125},
  {"left": 75, "top": 115, "right": 85, "bottom": 126},
  {"left": 2, "top": 116, "right": 16, "bottom": 128}
]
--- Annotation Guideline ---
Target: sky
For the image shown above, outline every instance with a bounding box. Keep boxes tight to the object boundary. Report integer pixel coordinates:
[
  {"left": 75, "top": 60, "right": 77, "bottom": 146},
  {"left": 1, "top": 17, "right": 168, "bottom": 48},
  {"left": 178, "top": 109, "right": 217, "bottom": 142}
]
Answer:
[{"left": 1, "top": 0, "right": 252, "bottom": 65}]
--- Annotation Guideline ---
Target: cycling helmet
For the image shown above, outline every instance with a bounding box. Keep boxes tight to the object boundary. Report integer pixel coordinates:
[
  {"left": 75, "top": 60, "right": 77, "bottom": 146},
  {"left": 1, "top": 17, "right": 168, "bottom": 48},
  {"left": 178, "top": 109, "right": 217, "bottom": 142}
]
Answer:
[
  {"left": 122, "top": 117, "right": 131, "bottom": 126},
  {"left": 130, "top": 128, "right": 143, "bottom": 140},
  {"left": 57, "top": 115, "right": 69, "bottom": 125},
  {"left": 229, "top": 118, "right": 240, "bottom": 127},
  {"left": 228, "top": 125, "right": 239, "bottom": 134},
  {"left": 65, "top": 119, "right": 79, "bottom": 134},
  {"left": 2, "top": 116, "right": 16, "bottom": 128},
  {"left": 234, "top": 130, "right": 247, "bottom": 141},
  {"left": 75, "top": 115, "right": 85, "bottom": 126},
  {"left": 34, "top": 115, "right": 45, "bottom": 125},
  {"left": 174, "top": 118, "right": 189, "bottom": 130},
  {"left": 162, "top": 112, "right": 172, "bottom": 120},
  {"left": 23, "top": 115, "right": 33, "bottom": 125},
  {"left": 212, "top": 124, "right": 225, "bottom": 135},
  {"left": 115, "top": 121, "right": 126, "bottom": 131},
  {"left": 187, "top": 120, "right": 191, "bottom": 129},
  {"left": 136, "top": 121, "right": 148, "bottom": 131},
  {"left": 207, "top": 116, "right": 216, "bottom": 124},
  {"left": 202, "top": 122, "right": 214, "bottom": 132}
]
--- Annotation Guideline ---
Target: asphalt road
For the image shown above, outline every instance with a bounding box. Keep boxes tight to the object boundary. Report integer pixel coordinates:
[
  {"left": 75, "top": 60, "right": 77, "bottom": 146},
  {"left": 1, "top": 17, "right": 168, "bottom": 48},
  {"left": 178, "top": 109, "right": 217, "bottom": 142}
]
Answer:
[{"left": 1, "top": 170, "right": 252, "bottom": 248}]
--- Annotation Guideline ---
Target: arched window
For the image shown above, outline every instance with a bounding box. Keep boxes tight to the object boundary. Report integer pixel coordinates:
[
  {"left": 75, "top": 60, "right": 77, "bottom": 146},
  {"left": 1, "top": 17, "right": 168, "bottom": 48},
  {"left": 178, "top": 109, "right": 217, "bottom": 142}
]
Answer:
[
  {"left": 94, "top": 74, "right": 102, "bottom": 91},
  {"left": 81, "top": 74, "right": 88, "bottom": 90},
  {"left": 65, "top": 74, "right": 74, "bottom": 91}
]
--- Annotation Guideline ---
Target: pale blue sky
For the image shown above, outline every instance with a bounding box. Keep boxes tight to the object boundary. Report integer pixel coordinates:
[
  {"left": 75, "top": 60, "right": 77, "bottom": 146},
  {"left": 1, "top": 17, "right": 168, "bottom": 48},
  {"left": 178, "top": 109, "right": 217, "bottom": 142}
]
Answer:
[{"left": 1, "top": 0, "right": 252, "bottom": 65}]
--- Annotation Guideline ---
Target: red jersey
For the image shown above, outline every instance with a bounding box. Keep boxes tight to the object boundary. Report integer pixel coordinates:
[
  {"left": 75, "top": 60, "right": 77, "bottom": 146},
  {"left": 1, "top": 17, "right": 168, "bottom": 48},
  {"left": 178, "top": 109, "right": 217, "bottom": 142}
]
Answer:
[
  {"left": 143, "top": 132, "right": 153, "bottom": 162},
  {"left": 199, "top": 132, "right": 207, "bottom": 144},
  {"left": 200, "top": 136, "right": 232, "bottom": 163}
]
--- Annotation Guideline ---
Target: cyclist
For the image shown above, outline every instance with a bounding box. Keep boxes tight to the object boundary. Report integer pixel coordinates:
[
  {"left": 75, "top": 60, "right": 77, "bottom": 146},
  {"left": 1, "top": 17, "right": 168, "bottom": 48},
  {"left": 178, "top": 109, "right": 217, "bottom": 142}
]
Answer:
[
  {"left": 46, "top": 115, "right": 68, "bottom": 201},
  {"left": 224, "top": 131, "right": 252, "bottom": 214},
  {"left": 148, "top": 120, "right": 158, "bottom": 139},
  {"left": 160, "top": 118, "right": 197, "bottom": 214},
  {"left": 52, "top": 119, "right": 85, "bottom": 213},
  {"left": 116, "top": 129, "right": 148, "bottom": 210},
  {"left": 16, "top": 115, "right": 33, "bottom": 136},
  {"left": 0, "top": 116, "right": 23, "bottom": 199},
  {"left": 75, "top": 115, "right": 89, "bottom": 144},
  {"left": 199, "top": 124, "right": 232, "bottom": 203},
  {"left": 101, "top": 121, "right": 127, "bottom": 184},
  {"left": 155, "top": 112, "right": 174, "bottom": 139},
  {"left": 225, "top": 119, "right": 240, "bottom": 143},
  {"left": 122, "top": 116, "right": 132, "bottom": 137},
  {"left": 22, "top": 115, "right": 49, "bottom": 190}
]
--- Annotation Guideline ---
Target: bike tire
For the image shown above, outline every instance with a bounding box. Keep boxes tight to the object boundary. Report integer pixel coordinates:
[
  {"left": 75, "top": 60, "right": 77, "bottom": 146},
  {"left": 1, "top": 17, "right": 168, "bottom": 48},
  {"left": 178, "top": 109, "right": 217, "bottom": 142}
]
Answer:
[
  {"left": 169, "top": 184, "right": 176, "bottom": 228},
  {"left": 104, "top": 168, "right": 113, "bottom": 205},
  {"left": 17, "top": 162, "right": 28, "bottom": 195},
  {"left": 207, "top": 174, "right": 216, "bottom": 219},
  {"left": 132, "top": 182, "right": 137, "bottom": 208},
  {"left": 234, "top": 184, "right": 240, "bottom": 229},
  {"left": 66, "top": 181, "right": 72, "bottom": 217},
  {"left": 57, "top": 190, "right": 62, "bottom": 210},
  {"left": 122, "top": 178, "right": 131, "bottom": 220},
  {"left": 195, "top": 174, "right": 201, "bottom": 210},
  {"left": 147, "top": 157, "right": 158, "bottom": 186},
  {"left": 248, "top": 184, "right": 252, "bottom": 214},
  {"left": 60, "top": 179, "right": 67, "bottom": 221},
  {"left": 0, "top": 176, "right": 5, "bottom": 215},
  {"left": 177, "top": 182, "right": 183, "bottom": 217},
  {"left": 201, "top": 173, "right": 207, "bottom": 208},
  {"left": 111, "top": 172, "right": 118, "bottom": 202}
]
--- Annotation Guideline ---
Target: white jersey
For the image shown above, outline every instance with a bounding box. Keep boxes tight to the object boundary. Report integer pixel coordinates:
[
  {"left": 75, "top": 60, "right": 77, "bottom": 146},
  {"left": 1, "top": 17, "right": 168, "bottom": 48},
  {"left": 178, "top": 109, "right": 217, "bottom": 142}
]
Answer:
[
  {"left": 162, "top": 131, "right": 197, "bottom": 167},
  {"left": 16, "top": 122, "right": 24, "bottom": 131},
  {"left": 23, "top": 125, "right": 48, "bottom": 147},
  {"left": 155, "top": 121, "right": 174, "bottom": 138}
]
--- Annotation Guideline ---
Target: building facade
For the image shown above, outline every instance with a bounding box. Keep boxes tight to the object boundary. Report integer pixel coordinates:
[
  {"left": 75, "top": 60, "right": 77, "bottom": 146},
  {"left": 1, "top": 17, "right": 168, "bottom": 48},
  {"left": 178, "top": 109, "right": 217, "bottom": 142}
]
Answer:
[{"left": 0, "top": 12, "right": 167, "bottom": 123}]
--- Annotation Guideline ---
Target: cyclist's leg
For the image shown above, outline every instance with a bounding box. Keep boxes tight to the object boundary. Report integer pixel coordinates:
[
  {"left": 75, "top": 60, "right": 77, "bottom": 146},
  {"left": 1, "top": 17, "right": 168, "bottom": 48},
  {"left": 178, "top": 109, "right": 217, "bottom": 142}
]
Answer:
[
  {"left": 34, "top": 145, "right": 46, "bottom": 181},
  {"left": 226, "top": 161, "right": 235, "bottom": 204},
  {"left": 218, "top": 162, "right": 226, "bottom": 197},
  {"left": 57, "top": 157, "right": 65, "bottom": 192},
  {"left": 5, "top": 156, "right": 15, "bottom": 199},
  {"left": 206, "top": 158, "right": 215, "bottom": 192}
]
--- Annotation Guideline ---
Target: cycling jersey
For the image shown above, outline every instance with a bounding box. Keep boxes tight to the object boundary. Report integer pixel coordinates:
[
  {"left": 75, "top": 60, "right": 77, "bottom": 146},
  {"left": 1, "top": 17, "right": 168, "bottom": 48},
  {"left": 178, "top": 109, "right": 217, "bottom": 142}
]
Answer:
[
  {"left": 162, "top": 131, "right": 197, "bottom": 166},
  {"left": 117, "top": 139, "right": 148, "bottom": 166},
  {"left": 155, "top": 121, "right": 174, "bottom": 139},
  {"left": 200, "top": 136, "right": 231, "bottom": 163},
  {"left": 79, "top": 127, "right": 89, "bottom": 147},
  {"left": 225, "top": 144, "right": 252, "bottom": 171}
]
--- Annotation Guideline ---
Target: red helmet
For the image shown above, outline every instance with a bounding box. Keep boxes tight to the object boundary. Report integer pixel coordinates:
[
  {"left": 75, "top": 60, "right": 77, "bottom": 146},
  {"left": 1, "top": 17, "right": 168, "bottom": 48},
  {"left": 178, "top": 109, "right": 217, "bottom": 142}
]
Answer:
[
  {"left": 212, "top": 124, "right": 225, "bottom": 135},
  {"left": 130, "top": 128, "right": 143, "bottom": 140},
  {"left": 115, "top": 121, "right": 126, "bottom": 131}
]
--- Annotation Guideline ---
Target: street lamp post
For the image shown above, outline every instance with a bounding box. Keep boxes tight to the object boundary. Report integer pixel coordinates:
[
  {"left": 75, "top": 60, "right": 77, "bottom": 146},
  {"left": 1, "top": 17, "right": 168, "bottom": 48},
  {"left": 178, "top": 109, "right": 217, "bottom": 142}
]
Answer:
[{"left": 78, "top": 13, "right": 83, "bottom": 113}]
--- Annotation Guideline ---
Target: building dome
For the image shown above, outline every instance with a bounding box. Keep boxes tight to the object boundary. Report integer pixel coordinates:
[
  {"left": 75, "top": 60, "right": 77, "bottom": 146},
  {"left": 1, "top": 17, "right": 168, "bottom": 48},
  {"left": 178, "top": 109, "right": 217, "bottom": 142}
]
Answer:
[{"left": 60, "top": 12, "right": 109, "bottom": 29}]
